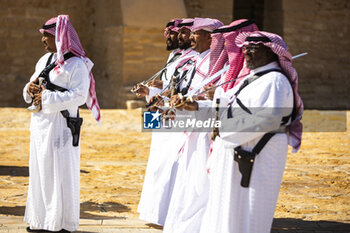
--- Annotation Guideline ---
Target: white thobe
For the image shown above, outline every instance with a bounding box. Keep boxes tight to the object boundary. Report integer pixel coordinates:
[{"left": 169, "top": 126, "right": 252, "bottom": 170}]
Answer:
[
  {"left": 23, "top": 52, "right": 90, "bottom": 232},
  {"left": 200, "top": 62, "right": 294, "bottom": 233},
  {"left": 138, "top": 48, "right": 197, "bottom": 225},
  {"left": 163, "top": 49, "right": 212, "bottom": 233},
  {"left": 178, "top": 49, "right": 210, "bottom": 92}
]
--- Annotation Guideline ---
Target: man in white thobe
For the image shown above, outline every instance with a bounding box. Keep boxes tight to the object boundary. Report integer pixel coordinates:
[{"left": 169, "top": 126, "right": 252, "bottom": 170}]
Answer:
[
  {"left": 135, "top": 19, "right": 198, "bottom": 226},
  {"left": 200, "top": 31, "right": 304, "bottom": 233},
  {"left": 163, "top": 17, "right": 224, "bottom": 233},
  {"left": 23, "top": 15, "right": 100, "bottom": 233}
]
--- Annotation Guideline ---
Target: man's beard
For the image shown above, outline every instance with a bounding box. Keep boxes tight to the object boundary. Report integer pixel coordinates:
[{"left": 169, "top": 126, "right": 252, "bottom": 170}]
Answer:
[
  {"left": 178, "top": 40, "right": 191, "bottom": 50},
  {"left": 166, "top": 39, "right": 178, "bottom": 51}
]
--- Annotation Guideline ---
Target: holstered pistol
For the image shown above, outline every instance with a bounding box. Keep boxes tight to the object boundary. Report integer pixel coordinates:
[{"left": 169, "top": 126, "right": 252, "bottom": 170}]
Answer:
[{"left": 233, "top": 146, "right": 257, "bottom": 188}]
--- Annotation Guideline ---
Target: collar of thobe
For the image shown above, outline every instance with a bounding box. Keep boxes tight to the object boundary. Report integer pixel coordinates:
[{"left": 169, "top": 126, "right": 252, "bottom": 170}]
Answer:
[
  {"left": 249, "top": 61, "right": 280, "bottom": 75},
  {"left": 227, "top": 61, "right": 281, "bottom": 104},
  {"left": 50, "top": 52, "right": 76, "bottom": 63}
]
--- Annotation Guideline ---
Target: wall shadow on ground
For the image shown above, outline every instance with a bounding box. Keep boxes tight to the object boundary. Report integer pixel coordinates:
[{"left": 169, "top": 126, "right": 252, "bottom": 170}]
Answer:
[
  {"left": 272, "top": 218, "right": 350, "bottom": 232},
  {"left": 0, "top": 202, "right": 130, "bottom": 220},
  {"left": 1, "top": 204, "right": 348, "bottom": 231},
  {"left": 80, "top": 201, "right": 130, "bottom": 219},
  {"left": 0, "top": 166, "right": 89, "bottom": 177},
  {"left": 146, "top": 223, "right": 163, "bottom": 229},
  {"left": 0, "top": 206, "right": 25, "bottom": 216},
  {"left": 75, "top": 231, "right": 97, "bottom": 233},
  {"left": 0, "top": 166, "right": 29, "bottom": 176}
]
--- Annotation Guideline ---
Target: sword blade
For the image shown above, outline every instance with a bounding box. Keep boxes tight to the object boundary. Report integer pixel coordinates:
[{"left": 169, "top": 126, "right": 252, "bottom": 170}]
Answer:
[{"left": 292, "top": 52, "right": 308, "bottom": 60}]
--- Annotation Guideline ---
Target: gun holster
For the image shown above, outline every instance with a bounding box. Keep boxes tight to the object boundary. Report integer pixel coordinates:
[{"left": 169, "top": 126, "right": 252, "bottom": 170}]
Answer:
[
  {"left": 233, "top": 146, "right": 257, "bottom": 188},
  {"left": 61, "top": 110, "right": 83, "bottom": 147},
  {"left": 66, "top": 116, "right": 83, "bottom": 147}
]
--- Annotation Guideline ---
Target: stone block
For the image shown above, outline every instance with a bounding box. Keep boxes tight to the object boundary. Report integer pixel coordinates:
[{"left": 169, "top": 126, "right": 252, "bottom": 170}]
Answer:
[
  {"left": 9, "top": 7, "right": 25, "bottom": 17},
  {"left": 144, "top": 28, "right": 162, "bottom": 35},
  {"left": 124, "top": 26, "right": 141, "bottom": 34},
  {"left": 25, "top": 7, "right": 53, "bottom": 19},
  {"left": 282, "top": 0, "right": 316, "bottom": 11},
  {"left": 10, "top": 30, "right": 24, "bottom": 38}
]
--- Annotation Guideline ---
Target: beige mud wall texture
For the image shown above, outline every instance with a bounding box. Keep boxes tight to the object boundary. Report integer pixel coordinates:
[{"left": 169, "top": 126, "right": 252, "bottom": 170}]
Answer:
[{"left": 0, "top": 0, "right": 349, "bottom": 109}]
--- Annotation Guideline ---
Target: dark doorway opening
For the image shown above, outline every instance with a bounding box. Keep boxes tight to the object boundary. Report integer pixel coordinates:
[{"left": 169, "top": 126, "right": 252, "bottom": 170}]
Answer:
[{"left": 233, "top": 0, "right": 265, "bottom": 30}]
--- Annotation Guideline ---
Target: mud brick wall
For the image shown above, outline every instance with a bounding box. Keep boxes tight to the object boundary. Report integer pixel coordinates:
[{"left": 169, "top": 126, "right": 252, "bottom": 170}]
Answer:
[
  {"left": 265, "top": 0, "right": 350, "bottom": 109},
  {"left": 0, "top": 0, "right": 124, "bottom": 109},
  {"left": 1, "top": 0, "right": 348, "bottom": 109},
  {"left": 0, "top": 0, "right": 95, "bottom": 106},
  {"left": 122, "top": 26, "right": 168, "bottom": 86},
  {"left": 119, "top": 0, "right": 187, "bottom": 109},
  {"left": 88, "top": 0, "right": 124, "bottom": 108},
  {"left": 184, "top": 0, "right": 233, "bottom": 24},
  {"left": 122, "top": 0, "right": 233, "bottom": 88}
]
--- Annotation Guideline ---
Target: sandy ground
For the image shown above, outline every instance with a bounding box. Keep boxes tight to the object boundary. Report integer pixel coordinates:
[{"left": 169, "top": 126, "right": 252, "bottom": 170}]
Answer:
[{"left": 0, "top": 108, "right": 349, "bottom": 225}]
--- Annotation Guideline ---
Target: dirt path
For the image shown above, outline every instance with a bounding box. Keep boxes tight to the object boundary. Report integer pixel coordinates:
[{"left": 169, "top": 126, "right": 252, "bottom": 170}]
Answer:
[{"left": 0, "top": 108, "right": 349, "bottom": 231}]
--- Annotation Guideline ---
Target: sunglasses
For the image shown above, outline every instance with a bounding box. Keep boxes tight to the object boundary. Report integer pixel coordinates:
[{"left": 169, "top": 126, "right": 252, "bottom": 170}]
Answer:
[{"left": 243, "top": 44, "right": 263, "bottom": 52}]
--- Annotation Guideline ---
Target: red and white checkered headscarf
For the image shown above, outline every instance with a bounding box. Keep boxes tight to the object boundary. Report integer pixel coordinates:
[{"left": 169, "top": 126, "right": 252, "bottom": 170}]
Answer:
[
  {"left": 212, "top": 19, "right": 258, "bottom": 91},
  {"left": 236, "top": 31, "right": 304, "bottom": 152},
  {"left": 207, "top": 28, "right": 228, "bottom": 80},
  {"left": 215, "top": 19, "right": 258, "bottom": 91},
  {"left": 40, "top": 15, "right": 101, "bottom": 124},
  {"left": 164, "top": 18, "right": 183, "bottom": 37},
  {"left": 39, "top": 17, "right": 56, "bottom": 36}
]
